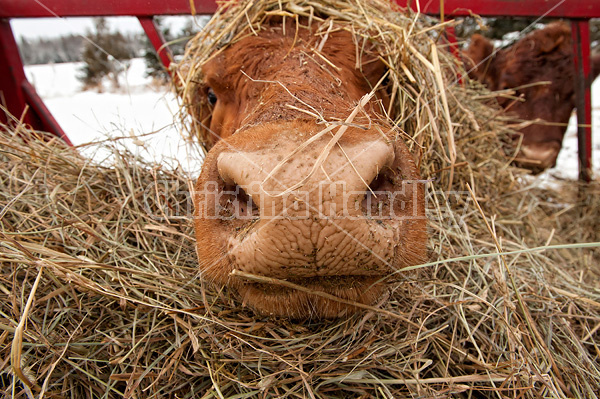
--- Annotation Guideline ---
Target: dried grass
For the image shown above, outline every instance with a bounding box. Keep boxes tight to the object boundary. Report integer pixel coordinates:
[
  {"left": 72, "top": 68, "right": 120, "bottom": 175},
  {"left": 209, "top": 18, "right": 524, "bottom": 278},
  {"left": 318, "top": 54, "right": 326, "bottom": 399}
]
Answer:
[{"left": 1, "top": 0, "right": 600, "bottom": 397}]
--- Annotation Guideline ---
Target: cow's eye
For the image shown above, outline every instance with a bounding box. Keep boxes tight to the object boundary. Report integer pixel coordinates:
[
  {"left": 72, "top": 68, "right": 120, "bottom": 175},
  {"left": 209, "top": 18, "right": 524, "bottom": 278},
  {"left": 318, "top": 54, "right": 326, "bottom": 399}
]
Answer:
[{"left": 207, "top": 87, "right": 218, "bottom": 106}]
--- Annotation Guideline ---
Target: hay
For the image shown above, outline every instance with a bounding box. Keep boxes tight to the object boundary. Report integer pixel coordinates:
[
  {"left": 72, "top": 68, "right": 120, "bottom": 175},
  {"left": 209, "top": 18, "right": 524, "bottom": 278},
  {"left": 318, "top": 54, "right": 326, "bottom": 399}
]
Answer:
[{"left": 1, "top": 0, "right": 600, "bottom": 397}]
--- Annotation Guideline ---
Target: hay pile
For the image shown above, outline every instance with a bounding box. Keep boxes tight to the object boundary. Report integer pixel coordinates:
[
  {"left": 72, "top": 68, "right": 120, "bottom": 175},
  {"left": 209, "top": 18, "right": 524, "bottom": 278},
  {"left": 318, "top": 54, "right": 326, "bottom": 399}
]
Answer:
[{"left": 2, "top": 0, "right": 600, "bottom": 397}]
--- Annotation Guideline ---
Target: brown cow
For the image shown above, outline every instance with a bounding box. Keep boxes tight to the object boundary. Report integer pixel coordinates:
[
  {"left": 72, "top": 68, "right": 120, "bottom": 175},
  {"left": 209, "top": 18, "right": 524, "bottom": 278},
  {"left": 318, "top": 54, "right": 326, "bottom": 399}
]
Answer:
[
  {"left": 191, "top": 18, "right": 427, "bottom": 318},
  {"left": 463, "top": 22, "right": 600, "bottom": 172}
]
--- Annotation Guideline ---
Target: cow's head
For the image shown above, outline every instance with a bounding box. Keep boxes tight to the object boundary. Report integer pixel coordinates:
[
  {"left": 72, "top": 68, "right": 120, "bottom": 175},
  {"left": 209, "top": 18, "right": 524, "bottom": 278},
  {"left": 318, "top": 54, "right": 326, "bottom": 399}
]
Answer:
[
  {"left": 187, "top": 18, "right": 427, "bottom": 318},
  {"left": 464, "top": 22, "right": 600, "bottom": 172}
]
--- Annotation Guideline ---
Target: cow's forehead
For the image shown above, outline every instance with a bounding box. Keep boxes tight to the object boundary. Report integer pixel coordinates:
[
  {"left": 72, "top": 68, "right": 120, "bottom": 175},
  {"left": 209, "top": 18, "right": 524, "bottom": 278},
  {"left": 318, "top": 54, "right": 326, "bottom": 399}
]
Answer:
[{"left": 201, "top": 24, "right": 369, "bottom": 88}]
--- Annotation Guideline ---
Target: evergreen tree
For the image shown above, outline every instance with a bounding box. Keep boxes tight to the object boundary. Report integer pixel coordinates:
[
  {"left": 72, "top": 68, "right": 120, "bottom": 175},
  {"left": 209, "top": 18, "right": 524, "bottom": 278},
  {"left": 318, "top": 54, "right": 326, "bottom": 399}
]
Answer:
[
  {"left": 143, "top": 17, "right": 200, "bottom": 83},
  {"left": 19, "top": 37, "right": 34, "bottom": 64},
  {"left": 79, "top": 18, "right": 133, "bottom": 90}
]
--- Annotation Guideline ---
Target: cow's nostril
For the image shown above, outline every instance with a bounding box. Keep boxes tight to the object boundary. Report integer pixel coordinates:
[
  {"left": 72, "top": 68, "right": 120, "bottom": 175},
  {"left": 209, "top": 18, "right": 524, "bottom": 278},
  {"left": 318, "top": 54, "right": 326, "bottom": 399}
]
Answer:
[
  {"left": 237, "top": 185, "right": 260, "bottom": 217},
  {"left": 219, "top": 184, "right": 260, "bottom": 219},
  {"left": 361, "top": 170, "right": 394, "bottom": 219}
]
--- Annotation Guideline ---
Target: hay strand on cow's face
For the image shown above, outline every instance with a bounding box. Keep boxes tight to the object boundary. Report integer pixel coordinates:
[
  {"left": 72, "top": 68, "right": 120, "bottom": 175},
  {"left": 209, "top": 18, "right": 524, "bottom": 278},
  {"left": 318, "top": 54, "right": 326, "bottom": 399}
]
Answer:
[
  {"left": 263, "top": 91, "right": 374, "bottom": 197},
  {"left": 2, "top": 0, "right": 600, "bottom": 397}
]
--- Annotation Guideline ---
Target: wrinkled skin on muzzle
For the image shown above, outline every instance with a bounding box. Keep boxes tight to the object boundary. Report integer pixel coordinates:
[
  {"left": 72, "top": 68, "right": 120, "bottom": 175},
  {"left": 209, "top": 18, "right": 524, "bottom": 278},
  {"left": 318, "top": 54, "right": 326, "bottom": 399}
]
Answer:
[{"left": 192, "top": 19, "right": 427, "bottom": 318}]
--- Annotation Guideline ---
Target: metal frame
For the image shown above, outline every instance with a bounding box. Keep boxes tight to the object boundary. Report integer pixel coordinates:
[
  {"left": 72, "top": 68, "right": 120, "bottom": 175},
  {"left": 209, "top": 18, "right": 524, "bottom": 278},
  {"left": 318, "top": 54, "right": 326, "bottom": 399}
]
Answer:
[
  {"left": 0, "top": 0, "right": 598, "bottom": 180},
  {"left": 0, "top": 0, "right": 216, "bottom": 144}
]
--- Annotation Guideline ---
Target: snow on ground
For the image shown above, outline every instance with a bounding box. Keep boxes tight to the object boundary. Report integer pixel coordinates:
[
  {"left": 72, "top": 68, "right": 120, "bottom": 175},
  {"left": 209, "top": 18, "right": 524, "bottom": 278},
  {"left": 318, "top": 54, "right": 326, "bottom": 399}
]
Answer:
[
  {"left": 24, "top": 59, "right": 600, "bottom": 182},
  {"left": 24, "top": 58, "right": 203, "bottom": 172}
]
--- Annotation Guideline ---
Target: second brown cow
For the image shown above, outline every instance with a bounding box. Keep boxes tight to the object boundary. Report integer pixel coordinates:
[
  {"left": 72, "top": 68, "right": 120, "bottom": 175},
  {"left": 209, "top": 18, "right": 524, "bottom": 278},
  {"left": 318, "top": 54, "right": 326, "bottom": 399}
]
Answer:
[{"left": 464, "top": 22, "right": 600, "bottom": 171}]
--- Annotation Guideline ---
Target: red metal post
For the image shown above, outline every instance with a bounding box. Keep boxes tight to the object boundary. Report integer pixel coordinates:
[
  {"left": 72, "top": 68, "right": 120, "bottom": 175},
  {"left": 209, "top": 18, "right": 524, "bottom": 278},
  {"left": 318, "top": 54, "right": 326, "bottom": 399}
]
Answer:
[
  {"left": 571, "top": 19, "right": 593, "bottom": 182},
  {"left": 444, "top": 25, "right": 459, "bottom": 57},
  {"left": 0, "top": 18, "right": 70, "bottom": 143},
  {"left": 443, "top": 25, "right": 462, "bottom": 85},
  {"left": 0, "top": 18, "right": 29, "bottom": 124},
  {"left": 138, "top": 16, "right": 174, "bottom": 73}
]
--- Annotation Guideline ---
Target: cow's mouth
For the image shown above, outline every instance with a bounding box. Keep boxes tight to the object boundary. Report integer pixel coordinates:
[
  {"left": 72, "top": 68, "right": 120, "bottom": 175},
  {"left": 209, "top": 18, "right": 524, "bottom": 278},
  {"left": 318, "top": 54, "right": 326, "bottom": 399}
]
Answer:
[
  {"left": 233, "top": 273, "right": 385, "bottom": 317},
  {"left": 241, "top": 274, "right": 380, "bottom": 292}
]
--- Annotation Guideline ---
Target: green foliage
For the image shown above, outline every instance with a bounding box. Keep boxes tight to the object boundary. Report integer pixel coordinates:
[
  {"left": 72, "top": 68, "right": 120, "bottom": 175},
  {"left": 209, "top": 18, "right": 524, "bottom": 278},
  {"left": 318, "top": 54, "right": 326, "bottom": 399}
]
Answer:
[
  {"left": 19, "top": 35, "right": 85, "bottom": 65},
  {"left": 79, "top": 18, "right": 134, "bottom": 89}
]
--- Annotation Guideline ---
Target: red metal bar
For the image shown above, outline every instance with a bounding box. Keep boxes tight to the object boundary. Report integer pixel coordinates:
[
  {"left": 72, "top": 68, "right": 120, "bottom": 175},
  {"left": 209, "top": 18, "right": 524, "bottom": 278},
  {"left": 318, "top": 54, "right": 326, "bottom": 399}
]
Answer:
[
  {"left": 0, "top": 18, "right": 29, "bottom": 124},
  {"left": 413, "top": 0, "right": 600, "bottom": 18},
  {"left": 0, "top": 0, "right": 217, "bottom": 18},
  {"left": 571, "top": 19, "right": 593, "bottom": 182},
  {"left": 138, "top": 16, "right": 174, "bottom": 73}
]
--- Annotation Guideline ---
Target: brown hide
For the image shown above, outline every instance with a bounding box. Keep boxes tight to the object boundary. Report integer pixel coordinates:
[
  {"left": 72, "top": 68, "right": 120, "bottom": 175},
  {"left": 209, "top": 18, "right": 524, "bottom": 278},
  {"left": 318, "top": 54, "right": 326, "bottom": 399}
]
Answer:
[
  {"left": 196, "top": 20, "right": 388, "bottom": 148},
  {"left": 192, "top": 18, "right": 427, "bottom": 318},
  {"left": 464, "top": 22, "right": 600, "bottom": 172}
]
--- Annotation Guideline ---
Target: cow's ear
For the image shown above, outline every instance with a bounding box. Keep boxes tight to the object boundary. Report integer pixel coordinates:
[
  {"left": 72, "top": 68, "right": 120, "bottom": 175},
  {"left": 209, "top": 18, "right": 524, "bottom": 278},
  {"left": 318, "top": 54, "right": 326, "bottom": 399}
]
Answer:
[
  {"left": 466, "top": 34, "right": 494, "bottom": 65},
  {"left": 538, "top": 30, "right": 565, "bottom": 53}
]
